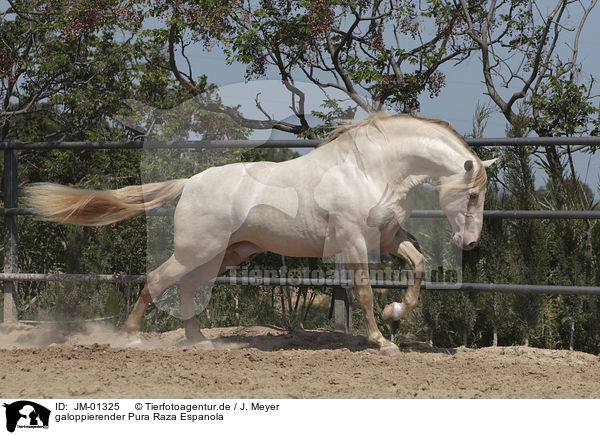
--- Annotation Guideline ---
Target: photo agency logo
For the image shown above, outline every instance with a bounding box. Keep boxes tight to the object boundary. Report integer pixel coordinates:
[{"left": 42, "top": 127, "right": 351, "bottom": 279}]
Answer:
[{"left": 2, "top": 401, "right": 50, "bottom": 433}]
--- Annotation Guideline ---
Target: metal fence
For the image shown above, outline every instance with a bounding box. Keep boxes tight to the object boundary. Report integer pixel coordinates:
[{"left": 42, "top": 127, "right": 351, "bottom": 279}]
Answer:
[{"left": 2, "top": 136, "right": 600, "bottom": 330}]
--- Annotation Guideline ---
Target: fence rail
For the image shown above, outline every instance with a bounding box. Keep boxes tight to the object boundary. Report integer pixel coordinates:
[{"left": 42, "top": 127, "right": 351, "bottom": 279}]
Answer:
[
  {"left": 2, "top": 135, "right": 600, "bottom": 150},
  {"left": 3, "top": 207, "right": 600, "bottom": 219},
  {"left": 1, "top": 273, "right": 599, "bottom": 296},
  {"left": 2, "top": 137, "right": 600, "bottom": 329}
]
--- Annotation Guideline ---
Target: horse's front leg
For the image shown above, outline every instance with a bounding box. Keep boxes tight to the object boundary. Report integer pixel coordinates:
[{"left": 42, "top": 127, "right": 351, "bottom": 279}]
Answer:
[
  {"left": 343, "top": 243, "right": 400, "bottom": 356},
  {"left": 382, "top": 229, "right": 425, "bottom": 323}
]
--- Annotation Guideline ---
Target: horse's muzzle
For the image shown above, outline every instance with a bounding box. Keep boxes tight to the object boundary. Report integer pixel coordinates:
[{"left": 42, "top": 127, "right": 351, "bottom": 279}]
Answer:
[{"left": 453, "top": 233, "right": 478, "bottom": 250}]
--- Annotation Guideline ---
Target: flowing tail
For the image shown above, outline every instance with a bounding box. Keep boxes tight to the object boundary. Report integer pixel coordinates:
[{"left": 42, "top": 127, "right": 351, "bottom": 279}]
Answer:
[{"left": 25, "top": 179, "right": 188, "bottom": 226}]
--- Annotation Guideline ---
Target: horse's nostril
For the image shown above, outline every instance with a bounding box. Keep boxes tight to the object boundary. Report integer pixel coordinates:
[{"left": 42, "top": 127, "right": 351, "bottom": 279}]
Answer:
[{"left": 468, "top": 241, "right": 477, "bottom": 249}]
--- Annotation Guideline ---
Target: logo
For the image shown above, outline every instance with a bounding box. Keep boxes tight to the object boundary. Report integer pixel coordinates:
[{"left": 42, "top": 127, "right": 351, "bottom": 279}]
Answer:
[{"left": 3, "top": 401, "right": 50, "bottom": 433}]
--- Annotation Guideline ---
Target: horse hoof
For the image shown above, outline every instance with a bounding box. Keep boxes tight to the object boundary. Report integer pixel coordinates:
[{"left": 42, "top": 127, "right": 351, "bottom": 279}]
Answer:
[
  {"left": 184, "top": 331, "right": 207, "bottom": 343},
  {"left": 382, "top": 302, "right": 406, "bottom": 324},
  {"left": 193, "top": 340, "right": 215, "bottom": 350},
  {"left": 126, "top": 338, "right": 143, "bottom": 348},
  {"left": 379, "top": 344, "right": 400, "bottom": 356}
]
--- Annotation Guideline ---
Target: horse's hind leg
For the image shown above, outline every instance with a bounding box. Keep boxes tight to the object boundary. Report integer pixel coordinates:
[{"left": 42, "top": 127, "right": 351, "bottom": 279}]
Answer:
[
  {"left": 179, "top": 257, "right": 223, "bottom": 343},
  {"left": 125, "top": 254, "right": 196, "bottom": 337},
  {"left": 179, "top": 254, "right": 239, "bottom": 342},
  {"left": 181, "top": 241, "right": 262, "bottom": 341}
]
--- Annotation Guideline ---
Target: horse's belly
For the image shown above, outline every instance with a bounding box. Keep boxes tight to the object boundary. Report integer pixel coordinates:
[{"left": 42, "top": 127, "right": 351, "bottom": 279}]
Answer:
[
  {"left": 260, "top": 235, "right": 334, "bottom": 257},
  {"left": 231, "top": 204, "right": 333, "bottom": 257},
  {"left": 232, "top": 204, "right": 390, "bottom": 258},
  {"left": 249, "top": 226, "right": 389, "bottom": 258}
]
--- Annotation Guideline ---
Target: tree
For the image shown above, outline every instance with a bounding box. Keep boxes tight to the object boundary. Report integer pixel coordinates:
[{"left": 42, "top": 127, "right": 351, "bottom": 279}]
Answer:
[
  {"left": 463, "top": 103, "right": 512, "bottom": 347},
  {"left": 0, "top": 1, "right": 145, "bottom": 142},
  {"left": 0, "top": 0, "right": 251, "bottom": 326},
  {"left": 453, "top": 291, "right": 476, "bottom": 347},
  {"left": 528, "top": 79, "right": 598, "bottom": 351},
  {"left": 141, "top": 0, "right": 490, "bottom": 136},
  {"left": 460, "top": 0, "right": 598, "bottom": 207},
  {"left": 501, "top": 116, "right": 544, "bottom": 346},
  {"left": 459, "top": 0, "right": 597, "bottom": 127},
  {"left": 1, "top": 0, "right": 147, "bottom": 321},
  {"left": 132, "top": 1, "right": 598, "bottom": 136},
  {"left": 421, "top": 290, "right": 442, "bottom": 347}
]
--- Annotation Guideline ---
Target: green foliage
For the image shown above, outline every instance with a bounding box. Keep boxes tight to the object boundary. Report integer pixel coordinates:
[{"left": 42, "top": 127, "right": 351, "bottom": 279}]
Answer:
[
  {"left": 1, "top": 0, "right": 249, "bottom": 329},
  {"left": 175, "top": 0, "right": 473, "bottom": 115},
  {"left": 528, "top": 77, "right": 598, "bottom": 138},
  {"left": 306, "top": 99, "right": 358, "bottom": 139}
]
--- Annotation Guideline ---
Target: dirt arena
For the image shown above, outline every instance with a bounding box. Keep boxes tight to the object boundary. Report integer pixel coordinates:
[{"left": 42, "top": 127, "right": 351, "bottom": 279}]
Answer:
[{"left": 1, "top": 323, "right": 599, "bottom": 398}]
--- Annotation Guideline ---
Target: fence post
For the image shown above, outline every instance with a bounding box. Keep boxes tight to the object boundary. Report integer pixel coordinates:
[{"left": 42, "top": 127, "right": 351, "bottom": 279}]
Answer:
[
  {"left": 333, "top": 286, "right": 352, "bottom": 333},
  {"left": 3, "top": 149, "right": 18, "bottom": 322},
  {"left": 333, "top": 255, "right": 352, "bottom": 333}
]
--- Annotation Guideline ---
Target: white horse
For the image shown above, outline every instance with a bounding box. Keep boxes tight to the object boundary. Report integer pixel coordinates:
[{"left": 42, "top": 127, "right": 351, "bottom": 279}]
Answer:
[{"left": 26, "top": 113, "right": 496, "bottom": 355}]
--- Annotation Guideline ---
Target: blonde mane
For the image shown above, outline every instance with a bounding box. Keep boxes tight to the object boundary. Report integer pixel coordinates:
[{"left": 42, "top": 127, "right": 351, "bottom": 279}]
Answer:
[
  {"left": 318, "top": 112, "right": 486, "bottom": 190},
  {"left": 318, "top": 112, "right": 393, "bottom": 147}
]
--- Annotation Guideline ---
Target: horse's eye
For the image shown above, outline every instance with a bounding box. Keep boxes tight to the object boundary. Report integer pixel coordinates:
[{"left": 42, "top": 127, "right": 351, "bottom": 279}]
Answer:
[{"left": 468, "top": 192, "right": 479, "bottom": 201}]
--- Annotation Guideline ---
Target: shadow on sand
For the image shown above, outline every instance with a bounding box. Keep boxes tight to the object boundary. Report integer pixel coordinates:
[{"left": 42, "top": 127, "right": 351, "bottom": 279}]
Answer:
[
  {"left": 0, "top": 322, "right": 456, "bottom": 355},
  {"left": 198, "top": 327, "right": 457, "bottom": 355}
]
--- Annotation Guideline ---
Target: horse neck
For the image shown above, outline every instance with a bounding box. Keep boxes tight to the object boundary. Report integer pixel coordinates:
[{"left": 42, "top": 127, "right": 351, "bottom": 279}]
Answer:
[
  {"left": 318, "top": 118, "right": 475, "bottom": 187},
  {"left": 374, "top": 123, "right": 476, "bottom": 185}
]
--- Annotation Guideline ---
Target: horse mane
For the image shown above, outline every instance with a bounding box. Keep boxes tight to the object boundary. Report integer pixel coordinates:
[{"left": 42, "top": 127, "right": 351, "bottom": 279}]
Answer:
[
  {"left": 318, "top": 112, "right": 392, "bottom": 147},
  {"left": 472, "top": 164, "right": 487, "bottom": 190},
  {"left": 318, "top": 112, "right": 486, "bottom": 190},
  {"left": 320, "top": 112, "right": 471, "bottom": 152},
  {"left": 443, "top": 163, "right": 487, "bottom": 192}
]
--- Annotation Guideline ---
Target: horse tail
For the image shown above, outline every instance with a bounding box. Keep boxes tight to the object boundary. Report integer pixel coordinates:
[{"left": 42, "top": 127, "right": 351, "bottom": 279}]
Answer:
[{"left": 25, "top": 178, "right": 188, "bottom": 226}]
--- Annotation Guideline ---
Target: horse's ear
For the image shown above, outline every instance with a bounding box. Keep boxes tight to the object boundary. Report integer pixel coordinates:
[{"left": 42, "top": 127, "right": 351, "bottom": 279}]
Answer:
[
  {"left": 482, "top": 158, "right": 498, "bottom": 168},
  {"left": 464, "top": 160, "right": 474, "bottom": 172}
]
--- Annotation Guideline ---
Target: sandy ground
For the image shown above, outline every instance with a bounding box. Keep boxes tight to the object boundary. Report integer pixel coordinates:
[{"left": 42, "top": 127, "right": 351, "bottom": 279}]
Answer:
[{"left": 1, "top": 323, "right": 599, "bottom": 398}]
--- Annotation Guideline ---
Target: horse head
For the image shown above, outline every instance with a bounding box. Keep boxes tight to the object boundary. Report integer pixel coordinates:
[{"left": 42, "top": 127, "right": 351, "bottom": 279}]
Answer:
[{"left": 437, "top": 158, "right": 497, "bottom": 250}]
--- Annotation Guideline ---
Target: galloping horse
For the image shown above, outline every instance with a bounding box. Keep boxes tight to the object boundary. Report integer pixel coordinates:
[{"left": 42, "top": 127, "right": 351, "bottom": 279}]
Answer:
[{"left": 26, "top": 113, "right": 496, "bottom": 355}]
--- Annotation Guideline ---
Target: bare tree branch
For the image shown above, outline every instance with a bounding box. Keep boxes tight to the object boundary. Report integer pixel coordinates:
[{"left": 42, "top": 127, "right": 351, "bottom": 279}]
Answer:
[
  {"left": 166, "top": 19, "right": 304, "bottom": 134},
  {"left": 326, "top": 33, "right": 370, "bottom": 111},
  {"left": 505, "top": 1, "right": 567, "bottom": 111},
  {"left": 567, "top": 0, "right": 597, "bottom": 74},
  {"left": 6, "top": 0, "right": 38, "bottom": 23}
]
